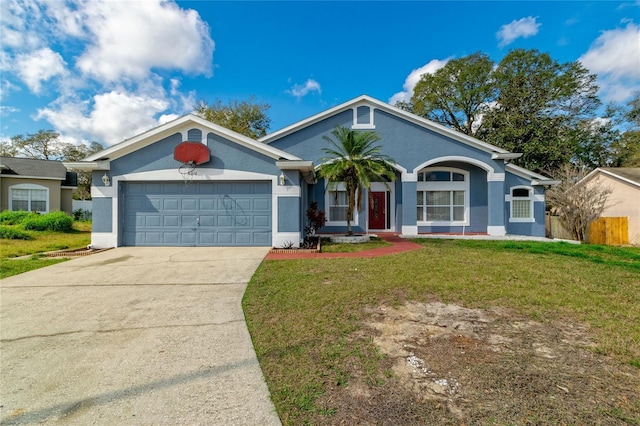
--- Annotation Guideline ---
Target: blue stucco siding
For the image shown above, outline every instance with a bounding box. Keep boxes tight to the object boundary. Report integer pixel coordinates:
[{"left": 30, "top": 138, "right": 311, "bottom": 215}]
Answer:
[
  {"left": 503, "top": 172, "right": 546, "bottom": 237},
  {"left": 92, "top": 197, "right": 112, "bottom": 233},
  {"left": 268, "top": 111, "right": 353, "bottom": 161},
  {"left": 109, "top": 133, "right": 183, "bottom": 176},
  {"left": 469, "top": 167, "right": 489, "bottom": 231},
  {"left": 402, "top": 181, "right": 417, "bottom": 228},
  {"left": 206, "top": 133, "right": 280, "bottom": 175},
  {"left": 278, "top": 197, "right": 300, "bottom": 232},
  {"left": 269, "top": 109, "right": 504, "bottom": 177},
  {"left": 372, "top": 111, "right": 504, "bottom": 174},
  {"left": 107, "top": 132, "right": 280, "bottom": 177}
]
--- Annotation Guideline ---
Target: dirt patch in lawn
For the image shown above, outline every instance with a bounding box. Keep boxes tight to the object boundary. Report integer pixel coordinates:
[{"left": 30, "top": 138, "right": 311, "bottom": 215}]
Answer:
[{"left": 317, "top": 301, "right": 640, "bottom": 425}]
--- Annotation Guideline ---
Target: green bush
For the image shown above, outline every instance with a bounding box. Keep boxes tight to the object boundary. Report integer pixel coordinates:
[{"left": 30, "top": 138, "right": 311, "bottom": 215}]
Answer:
[
  {"left": 0, "top": 210, "right": 38, "bottom": 225},
  {"left": 22, "top": 211, "right": 74, "bottom": 232},
  {"left": 0, "top": 226, "right": 32, "bottom": 240}
]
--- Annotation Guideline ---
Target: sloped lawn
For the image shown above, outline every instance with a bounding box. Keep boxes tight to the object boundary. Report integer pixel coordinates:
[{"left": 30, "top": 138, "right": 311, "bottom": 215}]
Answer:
[{"left": 244, "top": 239, "right": 640, "bottom": 425}]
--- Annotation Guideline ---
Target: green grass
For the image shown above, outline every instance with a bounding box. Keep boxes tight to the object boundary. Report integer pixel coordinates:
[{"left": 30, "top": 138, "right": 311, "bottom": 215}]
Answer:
[
  {"left": 1, "top": 256, "right": 69, "bottom": 279},
  {"left": 0, "top": 221, "right": 91, "bottom": 278},
  {"left": 319, "top": 236, "right": 391, "bottom": 253},
  {"left": 243, "top": 239, "right": 640, "bottom": 425}
]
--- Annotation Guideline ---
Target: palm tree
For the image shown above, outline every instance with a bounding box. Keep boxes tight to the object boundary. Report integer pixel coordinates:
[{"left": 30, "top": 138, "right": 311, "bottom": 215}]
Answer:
[{"left": 317, "top": 126, "right": 396, "bottom": 235}]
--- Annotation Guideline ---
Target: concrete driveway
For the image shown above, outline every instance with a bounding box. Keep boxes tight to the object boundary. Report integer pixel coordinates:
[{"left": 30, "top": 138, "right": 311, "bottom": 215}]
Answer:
[{"left": 0, "top": 247, "right": 281, "bottom": 425}]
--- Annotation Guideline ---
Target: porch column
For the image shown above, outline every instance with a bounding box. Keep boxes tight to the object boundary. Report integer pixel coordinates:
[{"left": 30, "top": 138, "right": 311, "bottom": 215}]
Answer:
[
  {"left": 401, "top": 178, "right": 418, "bottom": 235},
  {"left": 487, "top": 173, "right": 506, "bottom": 236}
]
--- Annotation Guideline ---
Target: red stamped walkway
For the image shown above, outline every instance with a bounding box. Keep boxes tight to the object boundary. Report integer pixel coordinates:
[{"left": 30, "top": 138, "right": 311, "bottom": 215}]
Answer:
[{"left": 265, "top": 233, "right": 423, "bottom": 260}]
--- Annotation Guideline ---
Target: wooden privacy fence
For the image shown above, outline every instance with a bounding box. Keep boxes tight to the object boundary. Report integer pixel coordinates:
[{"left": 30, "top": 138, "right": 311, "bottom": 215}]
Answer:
[
  {"left": 588, "top": 217, "right": 629, "bottom": 246},
  {"left": 546, "top": 214, "right": 575, "bottom": 240}
]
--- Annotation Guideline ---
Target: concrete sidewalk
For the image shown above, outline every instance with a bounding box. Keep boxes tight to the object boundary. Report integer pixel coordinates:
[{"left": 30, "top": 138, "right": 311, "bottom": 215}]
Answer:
[{"left": 1, "top": 247, "right": 281, "bottom": 425}]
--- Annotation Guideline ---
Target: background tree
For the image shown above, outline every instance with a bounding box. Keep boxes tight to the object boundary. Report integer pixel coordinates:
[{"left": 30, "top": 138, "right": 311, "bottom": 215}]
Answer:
[
  {"left": 545, "top": 164, "right": 612, "bottom": 242},
  {"left": 64, "top": 141, "right": 106, "bottom": 200},
  {"left": 2, "top": 130, "right": 105, "bottom": 200},
  {"left": 607, "top": 92, "right": 640, "bottom": 167},
  {"left": 480, "top": 49, "right": 600, "bottom": 172},
  {"left": 400, "top": 49, "right": 605, "bottom": 173},
  {"left": 194, "top": 96, "right": 271, "bottom": 138},
  {"left": 317, "top": 126, "right": 396, "bottom": 235},
  {"left": 8, "top": 130, "right": 64, "bottom": 160},
  {"left": 402, "top": 52, "right": 496, "bottom": 136},
  {"left": 0, "top": 140, "right": 19, "bottom": 157}
]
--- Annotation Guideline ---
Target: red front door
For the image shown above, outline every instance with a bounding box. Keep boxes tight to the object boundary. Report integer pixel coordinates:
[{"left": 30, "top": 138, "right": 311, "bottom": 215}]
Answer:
[{"left": 368, "top": 192, "right": 387, "bottom": 230}]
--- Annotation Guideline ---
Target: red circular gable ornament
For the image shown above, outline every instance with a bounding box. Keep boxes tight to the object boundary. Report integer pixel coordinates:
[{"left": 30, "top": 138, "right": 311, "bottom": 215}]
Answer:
[{"left": 174, "top": 141, "right": 210, "bottom": 165}]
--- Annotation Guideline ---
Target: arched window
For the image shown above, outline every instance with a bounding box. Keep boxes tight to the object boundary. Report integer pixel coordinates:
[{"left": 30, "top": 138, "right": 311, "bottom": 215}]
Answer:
[
  {"left": 9, "top": 184, "right": 49, "bottom": 213},
  {"left": 416, "top": 168, "right": 469, "bottom": 225},
  {"left": 352, "top": 105, "right": 375, "bottom": 129},
  {"left": 187, "top": 128, "right": 203, "bottom": 141}
]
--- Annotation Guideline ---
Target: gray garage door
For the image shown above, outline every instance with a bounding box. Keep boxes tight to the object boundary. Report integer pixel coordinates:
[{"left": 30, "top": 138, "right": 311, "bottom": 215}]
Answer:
[{"left": 122, "top": 181, "right": 271, "bottom": 246}]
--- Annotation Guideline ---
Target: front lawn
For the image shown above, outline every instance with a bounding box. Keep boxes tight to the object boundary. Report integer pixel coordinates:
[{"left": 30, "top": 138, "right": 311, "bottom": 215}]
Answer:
[
  {"left": 0, "top": 219, "right": 91, "bottom": 279},
  {"left": 243, "top": 239, "right": 640, "bottom": 425}
]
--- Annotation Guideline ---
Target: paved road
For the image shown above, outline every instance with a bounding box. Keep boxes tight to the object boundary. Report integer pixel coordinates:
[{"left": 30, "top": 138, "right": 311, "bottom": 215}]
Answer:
[{"left": 0, "top": 247, "right": 281, "bottom": 425}]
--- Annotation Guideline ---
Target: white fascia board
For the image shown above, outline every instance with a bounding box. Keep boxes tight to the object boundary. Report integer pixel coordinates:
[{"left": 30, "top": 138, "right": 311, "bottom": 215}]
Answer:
[
  {"left": 506, "top": 163, "right": 552, "bottom": 182},
  {"left": 492, "top": 152, "right": 523, "bottom": 161},
  {"left": 276, "top": 160, "right": 315, "bottom": 171},
  {"left": 84, "top": 114, "right": 300, "bottom": 163},
  {"left": 260, "top": 94, "right": 512, "bottom": 156},
  {"left": 63, "top": 161, "right": 110, "bottom": 171},
  {"left": 259, "top": 95, "right": 373, "bottom": 143},
  {"left": 83, "top": 114, "right": 198, "bottom": 161},
  {"left": 531, "top": 179, "right": 561, "bottom": 186},
  {"left": 0, "top": 175, "right": 64, "bottom": 181},
  {"left": 277, "top": 161, "right": 317, "bottom": 183},
  {"left": 592, "top": 168, "right": 640, "bottom": 189}
]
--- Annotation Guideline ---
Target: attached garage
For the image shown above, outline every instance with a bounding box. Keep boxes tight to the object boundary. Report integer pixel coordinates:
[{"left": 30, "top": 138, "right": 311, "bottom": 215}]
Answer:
[{"left": 122, "top": 181, "right": 272, "bottom": 247}]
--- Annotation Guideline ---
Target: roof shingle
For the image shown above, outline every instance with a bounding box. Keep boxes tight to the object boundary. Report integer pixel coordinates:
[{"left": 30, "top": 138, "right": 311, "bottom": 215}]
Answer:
[{"left": 0, "top": 156, "right": 69, "bottom": 180}]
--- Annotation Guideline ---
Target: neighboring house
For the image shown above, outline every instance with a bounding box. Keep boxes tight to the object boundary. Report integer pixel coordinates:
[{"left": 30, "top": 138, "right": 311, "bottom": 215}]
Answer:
[
  {"left": 0, "top": 156, "right": 77, "bottom": 215},
  {"left": 582, "top": 167, "right": 640, "bottom": 245},
  {"left": 66, "top": 95, "right": 558, "bottom": 249}
]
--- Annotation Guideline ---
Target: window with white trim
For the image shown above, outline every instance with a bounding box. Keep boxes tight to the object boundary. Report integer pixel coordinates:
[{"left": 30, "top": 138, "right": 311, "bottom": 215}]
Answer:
[
  {"left": 352, "top": 105, "right": 375, "bottom": 129},
  {"left": 329, "top": 189, "right": 348, "bottom": 221},
  {"left": 416, "top": 168, "right": 469, "bottom": 225},
  {"left": 9, "top": 184, "right": 49, "bottom": 213},
  {"left": 325, "top": 183, "right": 359, "bottom": 225},
  {"left": 509, "top": 186, "right": 534, "bottom": 222}
]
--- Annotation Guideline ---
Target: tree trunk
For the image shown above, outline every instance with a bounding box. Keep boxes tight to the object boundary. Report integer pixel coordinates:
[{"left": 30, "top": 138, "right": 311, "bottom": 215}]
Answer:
[{"left": 347, "top": 185, "right": 356, "bottom": 236}]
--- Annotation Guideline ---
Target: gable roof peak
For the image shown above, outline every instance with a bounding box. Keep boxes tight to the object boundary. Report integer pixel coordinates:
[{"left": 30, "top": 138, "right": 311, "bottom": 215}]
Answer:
[
  {"left": 83, "top": 113, "right": 300, "bottom": 164},
  {"left": 259, "top": 94, "right": 511, "bottom": 157}
]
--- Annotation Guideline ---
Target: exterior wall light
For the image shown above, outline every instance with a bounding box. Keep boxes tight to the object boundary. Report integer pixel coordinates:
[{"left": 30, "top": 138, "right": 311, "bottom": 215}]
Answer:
[
  {"left": 279, "top": 172, "right": 285, "bottom": 186},
  {"left": 101, "top": 173, "right": 111, "bottom": 186}
]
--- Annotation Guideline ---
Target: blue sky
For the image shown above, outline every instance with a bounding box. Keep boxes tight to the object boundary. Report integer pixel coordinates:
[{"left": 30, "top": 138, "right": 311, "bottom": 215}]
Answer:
[{"left": 1, "top": 1, "right": 639, "bottom": 147}]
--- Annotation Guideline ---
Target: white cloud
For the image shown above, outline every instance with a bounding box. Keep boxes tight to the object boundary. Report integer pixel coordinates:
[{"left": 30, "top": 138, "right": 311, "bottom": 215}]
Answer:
[
  {"left": 15, "top": 48, "right": 67, "bottom": 94},
  {"left": 36, "top": 91, "right": 170, "bottom": 146},
  {"left": 579, "top": 21, "right": 640, "bottom": 102},
  {"left": 159, "top": 114, "right": 180, "bottom": 125},
  {"left": 76, "top": 0, "right": 214, "bottom": 82},
  {"left": 497, "top": 16, "right": 541, "bottom": 47},
  {"left": 0, "top": 105, "right": 19, "bottom": 116},
  {"left": 1, "top": 0, "right": 215, "bottom": 146},
  {"left": 389, "top": 59, "right": 450, "bottom": 105},
  {"left": 579, "top": 21, "right": 640, "bottom": 79},
  {"left": 288, "top": 79, "right": 322, "bottom": 98},
  {"left": 0, "top": 0, "right": 44, "bottom": 49},
  {"left": 1, "top": 76, "right": 21, "bottom": 97}
]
